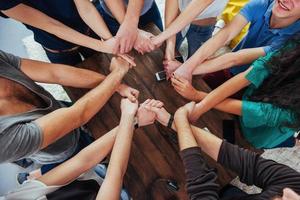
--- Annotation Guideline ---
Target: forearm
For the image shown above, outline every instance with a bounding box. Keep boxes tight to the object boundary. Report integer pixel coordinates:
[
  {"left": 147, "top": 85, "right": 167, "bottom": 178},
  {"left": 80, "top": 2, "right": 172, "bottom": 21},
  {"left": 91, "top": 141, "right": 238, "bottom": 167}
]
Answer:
[
  {"left": 193, "top": 53, "right": 237, "bottom": 75},
  {"left": 73, "top": 69, "right": 125, "bottom": 124},
  {"left": 193, "top": 49, "right": 266, "bottom": 75},
  {"left": 124, "top": 0, "right": 143, "bottom": 25},
  {"left": 3, "top": 4, "right": 103, "bottom": 51},
  {"left": 155, "top": 0, "right": 213, "bottom": 44},
  {"left": 193, "top": 70, "right": 250, "bottom": 118},
  {"left": 190, "top": 125, "right": 222, "bottom": 161},
  {"left": 39, "top": 127, "right": 118, "bottom": 186},
  {"left": 175, "top": 114, "right": 198, "bottom": 150},
  {"left": 21, "top": 58, "right": 106, "bottom": 88},
  {"left": 103, "top": 0, "right": 126, "bottom": 24},
  {"left": 97, "top": 114, "right": 135, "bottom": 200},
  {"left": 193, "top": 91, "right": 242, "bottom": 115},
  {"left": 75, "top": 0, "right": 112, "bottom": 40}
]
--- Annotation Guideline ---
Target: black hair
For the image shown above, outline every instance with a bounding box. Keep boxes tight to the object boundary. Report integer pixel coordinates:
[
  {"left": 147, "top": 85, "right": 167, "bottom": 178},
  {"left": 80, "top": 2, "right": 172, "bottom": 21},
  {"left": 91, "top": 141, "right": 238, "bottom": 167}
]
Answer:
[{"left": 249, "top": 34, "right": 300, "bottom": 130}]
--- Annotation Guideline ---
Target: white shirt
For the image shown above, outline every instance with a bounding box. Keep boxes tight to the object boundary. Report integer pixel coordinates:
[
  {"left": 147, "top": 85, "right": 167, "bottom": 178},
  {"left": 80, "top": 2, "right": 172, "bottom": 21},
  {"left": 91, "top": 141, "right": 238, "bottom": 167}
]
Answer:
[{"left": 178, "top": 0, "right": 229, "bottom": 20}]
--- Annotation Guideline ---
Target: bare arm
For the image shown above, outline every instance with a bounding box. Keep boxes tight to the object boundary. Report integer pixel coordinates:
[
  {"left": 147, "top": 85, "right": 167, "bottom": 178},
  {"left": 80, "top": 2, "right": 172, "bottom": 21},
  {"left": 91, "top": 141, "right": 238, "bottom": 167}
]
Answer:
[
  {"left": 192, "top": 48, "right": 266, "bottom": 75},
  {"left": 190, "top": 68, "right": 251, "bottom": 121},
  {"left": 2, "top": 4, "right": 111, "bottom": 52},
  {"left": 163, "top": 0, "right": 180, "bottom": 60},
  {"left": 190, "top": 125, "right": 222, "bottom": 161},
  {"left": 104, "top": 0, "right": 144, "bottom": 53},
  {"left": 20, "top": 59, "right": 105, "bottom": 88},
  {"left": 38, "top": 127, "right": 118, "bottom": 185},
  {"left": 74, "top": 0, "right": 112, "bottom": 40},
  {"left": 153, "top": 0, "right": 214, "bottom": 45},
  {"left": 97, "top": 99, "right": 137, "bottom": 200},
  {"left": 35, "top": 58, "right": 129, "bottom": 149},
  {"left": 177, "top": 14, "right": 249, "bottom": 75}
]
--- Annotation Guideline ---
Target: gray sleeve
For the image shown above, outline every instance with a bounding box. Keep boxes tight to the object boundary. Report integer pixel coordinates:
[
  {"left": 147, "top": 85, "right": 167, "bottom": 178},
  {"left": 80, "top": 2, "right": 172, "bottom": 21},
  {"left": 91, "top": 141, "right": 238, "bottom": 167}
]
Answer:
[
  {"left": 0, "top": 50, "right": 22, "bottom": 69},
  {"left": 0, "top": 121, "right": 43, "bottom": 163}
]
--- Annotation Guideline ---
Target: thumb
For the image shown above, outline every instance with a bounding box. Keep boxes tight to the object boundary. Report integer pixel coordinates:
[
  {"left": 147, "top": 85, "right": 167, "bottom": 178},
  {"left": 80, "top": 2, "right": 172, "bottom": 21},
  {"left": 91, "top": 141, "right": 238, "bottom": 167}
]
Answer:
[{"left": 145, "top": 105, "right": 160, "bottom": 114}]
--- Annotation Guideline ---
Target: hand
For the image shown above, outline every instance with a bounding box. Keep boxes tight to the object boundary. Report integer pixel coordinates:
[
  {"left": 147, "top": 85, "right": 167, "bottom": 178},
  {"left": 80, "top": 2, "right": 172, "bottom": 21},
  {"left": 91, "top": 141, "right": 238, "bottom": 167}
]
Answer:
[
  {"left": 117, "top": 84, "right": 139, "bottom": 102},
  {"left": 120, "top": 98, "right": 138, "bottom": 116},
  {"left": 151, "top": 35, "right": 164, "bottom": 48},
  {"left": 134, "top": 29, "right": 155, "bottom": 54},
  {"left": 115, "top": 20, "right": 138, "bottom": 54},
  {"left": 174, "top": 66, "right": 192, "bottom": 83},
  {"left": 174, "top": 102, "right": 196, "bottom": 121},
  {"left": 137, "top": 99, "right": 160, "bottom": 127},
  {"left": 143, "top": 99, "right": 171, "bottom": 127},
  {"left": 163, "top": 59, "right": 182, "bottom": 79},
  {"left": 109, "top": 57, "right": 132, "bottom": 74},
  {"left": 171, "top": 74, "right": 200, "bottom": 101},
  {"left": 117, "top": 54, "right": 136, "bottom": 67},
  {"left": 101, "top": 37, "right": 119, "bottom": 54}
]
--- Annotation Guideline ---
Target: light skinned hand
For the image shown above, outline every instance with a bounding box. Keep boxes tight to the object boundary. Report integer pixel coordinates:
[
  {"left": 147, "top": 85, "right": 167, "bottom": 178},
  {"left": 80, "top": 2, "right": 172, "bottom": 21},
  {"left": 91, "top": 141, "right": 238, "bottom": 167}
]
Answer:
[
  {"left": 109, "top": 57, "right": 132, "bottom": 73},
  {"left": 175, "top": 101, "right": 196, "bottom": 120},
  {"left": 171, "top": 74, "right": 200, "bottom": 101},
  {"left": 134, "top": 29, "right": 155, "bottom": 54},
  {"left": 174, "top": 65, "right": 193, "bottom": 83},
  {"left": 163, "top": 59, "right": 182, "bottom": 80},
  {"left": 120, "top": 98, "right": 138, "bottom": 116},
  {"left": 117, "top": 84, "right": 139, "bottom": 102},
  {"left": 115, "top": 20, "right": 138, "bottom": 54},
  {"left": 137, "top": 99, "right": 156, "bottom": 127},
  {"left": 143, "top": 99, "right": 171, "bottom": 127}
]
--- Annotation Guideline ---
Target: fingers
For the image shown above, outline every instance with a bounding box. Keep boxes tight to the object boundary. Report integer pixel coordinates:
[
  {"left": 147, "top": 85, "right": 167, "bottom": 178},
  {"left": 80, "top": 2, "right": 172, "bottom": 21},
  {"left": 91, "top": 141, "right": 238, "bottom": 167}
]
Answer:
[
  {"left": 120, "top": 38, "right": 127, "bottom": 54},
  {"left": 118, "top": 54, "right": 136, "bottom": 67},
  {"left": 171, "top": 77, "right": 184, "bottom": 88},
  {"left": 113, "top": 37, "right": 120, "bottom": 55}
]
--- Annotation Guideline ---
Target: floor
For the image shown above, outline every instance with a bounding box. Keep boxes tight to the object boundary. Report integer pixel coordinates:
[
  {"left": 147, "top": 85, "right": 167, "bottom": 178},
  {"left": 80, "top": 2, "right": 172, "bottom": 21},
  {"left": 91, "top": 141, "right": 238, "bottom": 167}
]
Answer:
[{"left": 0, "top": 18, "right": 32, "bottom": 195}]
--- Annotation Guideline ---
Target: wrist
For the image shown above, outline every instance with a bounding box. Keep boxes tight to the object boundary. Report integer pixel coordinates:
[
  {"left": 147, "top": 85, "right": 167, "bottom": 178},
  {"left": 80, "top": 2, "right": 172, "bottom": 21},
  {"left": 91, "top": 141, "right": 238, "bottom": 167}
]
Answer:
[
  {"left": 196, "top": 91, "right": 206, "bottom": 101},
  {"left": 121, "top": 112, "right": 136, "bottom": 120}
]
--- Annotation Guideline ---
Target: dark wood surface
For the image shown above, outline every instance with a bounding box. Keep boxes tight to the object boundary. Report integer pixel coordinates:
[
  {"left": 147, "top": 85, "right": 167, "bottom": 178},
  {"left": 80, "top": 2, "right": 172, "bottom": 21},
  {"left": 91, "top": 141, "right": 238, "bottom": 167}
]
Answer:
[{"left": 65, "top": 24, "right": 239, "bottom": 200}]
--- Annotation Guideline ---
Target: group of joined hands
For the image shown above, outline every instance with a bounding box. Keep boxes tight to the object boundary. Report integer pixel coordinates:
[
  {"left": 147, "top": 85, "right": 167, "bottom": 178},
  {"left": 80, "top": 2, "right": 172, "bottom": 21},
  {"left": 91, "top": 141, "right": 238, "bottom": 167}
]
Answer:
[
  {"left": 103, "top": 25, "right": 194, "bottom": 92},
  {"left": 104, "top": 20, "right": 201, "bottom": 112},
  {"left": 110, "top": 57, "right": 200, "bottom": 127}
]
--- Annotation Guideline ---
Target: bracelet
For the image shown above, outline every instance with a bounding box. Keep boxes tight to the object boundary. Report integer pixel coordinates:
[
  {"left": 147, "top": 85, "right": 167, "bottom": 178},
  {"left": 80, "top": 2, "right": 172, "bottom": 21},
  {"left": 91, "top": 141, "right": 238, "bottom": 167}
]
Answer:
[{"left": 167, "top": 115, "right": 174, "bottom": 129}]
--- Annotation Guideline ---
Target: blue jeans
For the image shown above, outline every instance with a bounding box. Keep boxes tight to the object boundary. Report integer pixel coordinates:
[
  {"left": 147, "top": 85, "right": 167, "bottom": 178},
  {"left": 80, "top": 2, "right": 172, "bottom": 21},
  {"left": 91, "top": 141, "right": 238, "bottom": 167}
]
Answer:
[
  {"left": 176, "top": 24, "right": 214, "bottom": 58},
  {"left": 98, "top": 1, "right": 163, "bottom": 35}
]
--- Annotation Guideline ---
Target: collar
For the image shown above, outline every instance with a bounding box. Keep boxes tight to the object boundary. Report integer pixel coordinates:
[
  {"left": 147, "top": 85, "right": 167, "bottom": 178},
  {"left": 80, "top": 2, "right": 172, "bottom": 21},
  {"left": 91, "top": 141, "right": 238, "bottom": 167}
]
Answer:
[{"left": 264, "top": 0, "right": 300, "bottom": 36}]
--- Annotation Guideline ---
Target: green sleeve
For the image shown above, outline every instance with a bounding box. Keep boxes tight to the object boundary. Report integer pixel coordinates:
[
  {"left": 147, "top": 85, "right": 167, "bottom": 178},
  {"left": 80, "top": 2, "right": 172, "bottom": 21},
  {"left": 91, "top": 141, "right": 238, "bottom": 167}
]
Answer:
[
  {"left": 245, "top": 52, "right": 275, "bottom": 88},
  {"left": 241, "top": 100, "right": 294, "bottom": 128}
]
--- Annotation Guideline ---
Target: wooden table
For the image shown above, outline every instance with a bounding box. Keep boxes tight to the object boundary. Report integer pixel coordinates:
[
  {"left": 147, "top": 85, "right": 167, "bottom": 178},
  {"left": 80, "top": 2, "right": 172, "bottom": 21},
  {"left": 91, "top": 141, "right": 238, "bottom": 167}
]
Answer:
[{"left": 66, "top": 24, "right": 237, "bottom": 200}]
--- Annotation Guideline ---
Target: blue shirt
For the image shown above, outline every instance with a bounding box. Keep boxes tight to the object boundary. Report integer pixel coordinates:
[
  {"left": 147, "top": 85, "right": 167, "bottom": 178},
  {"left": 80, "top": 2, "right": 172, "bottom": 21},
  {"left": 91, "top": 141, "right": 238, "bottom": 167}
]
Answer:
[
  {"left": 0, "top": 0, "right": 89, "bottom": 50},
  {"left": 230, "top": 0, "right": 300, "bottom": 75}
]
